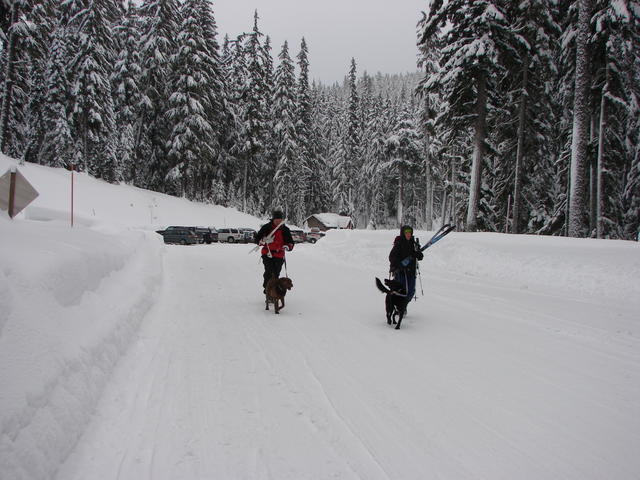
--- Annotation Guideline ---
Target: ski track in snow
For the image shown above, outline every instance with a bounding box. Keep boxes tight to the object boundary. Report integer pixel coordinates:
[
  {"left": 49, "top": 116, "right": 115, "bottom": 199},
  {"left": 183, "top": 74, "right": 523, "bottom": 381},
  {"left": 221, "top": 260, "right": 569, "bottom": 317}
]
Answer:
[{"left": 55, "top": 242, "right": 640, "bottom": 480}]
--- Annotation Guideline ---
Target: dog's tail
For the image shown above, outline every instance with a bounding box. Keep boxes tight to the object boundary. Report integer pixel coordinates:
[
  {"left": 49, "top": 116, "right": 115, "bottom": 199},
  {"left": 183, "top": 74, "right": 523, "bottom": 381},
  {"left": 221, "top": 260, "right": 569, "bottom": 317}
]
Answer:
[{"left": 375, "top": 277, "right": 391, "bottom": 294}]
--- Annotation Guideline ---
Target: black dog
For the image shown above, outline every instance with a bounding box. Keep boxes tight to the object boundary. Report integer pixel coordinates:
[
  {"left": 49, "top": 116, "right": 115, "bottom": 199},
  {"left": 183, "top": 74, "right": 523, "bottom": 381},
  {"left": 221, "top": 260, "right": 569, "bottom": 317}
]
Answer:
[{"left": 375, "top": 277, "right": 408, "bottom": 329}]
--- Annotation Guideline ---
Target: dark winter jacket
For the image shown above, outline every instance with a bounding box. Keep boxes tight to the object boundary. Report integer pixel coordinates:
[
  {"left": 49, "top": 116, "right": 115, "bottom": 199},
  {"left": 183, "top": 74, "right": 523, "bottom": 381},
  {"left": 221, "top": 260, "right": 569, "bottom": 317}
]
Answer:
[
  {"left": 389, "top": 226, "right": 423, "bottom": 275},
  {"left": 255, "top": 221, "right": 294, "bottom": 259}
]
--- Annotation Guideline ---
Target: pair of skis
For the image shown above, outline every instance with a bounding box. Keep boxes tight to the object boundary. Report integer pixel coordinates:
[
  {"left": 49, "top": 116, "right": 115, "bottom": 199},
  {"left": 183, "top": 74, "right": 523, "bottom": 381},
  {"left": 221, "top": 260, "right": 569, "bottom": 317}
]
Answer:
[
  {"left": 399, "top": 224, "right": 455, "bottom": 267},
  {"left": 419, "top": 223, "right": 455, "bottom": 252}
]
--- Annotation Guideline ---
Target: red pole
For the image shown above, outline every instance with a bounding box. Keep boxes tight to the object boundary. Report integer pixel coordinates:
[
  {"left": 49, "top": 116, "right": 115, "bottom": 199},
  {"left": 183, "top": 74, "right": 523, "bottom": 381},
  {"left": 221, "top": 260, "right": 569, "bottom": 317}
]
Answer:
[{"left": 70, "top": 164, "right": 74, "bottom": 227}]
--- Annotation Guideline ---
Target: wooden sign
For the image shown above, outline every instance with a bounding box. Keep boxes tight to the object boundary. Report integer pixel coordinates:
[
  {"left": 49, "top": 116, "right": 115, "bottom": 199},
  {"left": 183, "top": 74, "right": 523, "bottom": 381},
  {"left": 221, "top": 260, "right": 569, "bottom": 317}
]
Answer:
[{"left": 0, "top": 167, "right": 39, "bottom": 218}]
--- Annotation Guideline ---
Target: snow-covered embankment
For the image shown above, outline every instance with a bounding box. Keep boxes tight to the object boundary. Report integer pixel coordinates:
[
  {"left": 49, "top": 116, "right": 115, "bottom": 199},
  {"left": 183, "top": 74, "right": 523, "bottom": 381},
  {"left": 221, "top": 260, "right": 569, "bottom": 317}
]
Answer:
[{"left": 0, "top": 217, "right": 163, "bottom": 479}]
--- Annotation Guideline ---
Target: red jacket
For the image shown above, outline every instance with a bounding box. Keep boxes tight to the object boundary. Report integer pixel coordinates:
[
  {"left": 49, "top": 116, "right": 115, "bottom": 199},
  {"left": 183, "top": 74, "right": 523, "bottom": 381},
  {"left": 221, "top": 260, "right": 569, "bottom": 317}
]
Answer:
[{"left": 256, "top": 222, "right": 294, "bottom": 259}]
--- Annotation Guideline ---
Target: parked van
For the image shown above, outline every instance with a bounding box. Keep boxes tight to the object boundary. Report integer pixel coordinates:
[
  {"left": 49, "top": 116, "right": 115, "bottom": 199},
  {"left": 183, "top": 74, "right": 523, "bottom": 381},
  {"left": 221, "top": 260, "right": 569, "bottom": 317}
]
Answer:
[{"left": 156, "top": 228, "right": 199, "bottom": 245}]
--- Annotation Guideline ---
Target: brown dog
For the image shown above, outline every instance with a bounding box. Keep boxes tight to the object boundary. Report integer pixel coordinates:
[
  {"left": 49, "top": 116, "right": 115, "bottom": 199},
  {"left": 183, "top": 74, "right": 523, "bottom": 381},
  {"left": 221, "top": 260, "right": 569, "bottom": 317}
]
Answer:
[{"left": 265, "top": 277, "right": 293, "bottom": 314}]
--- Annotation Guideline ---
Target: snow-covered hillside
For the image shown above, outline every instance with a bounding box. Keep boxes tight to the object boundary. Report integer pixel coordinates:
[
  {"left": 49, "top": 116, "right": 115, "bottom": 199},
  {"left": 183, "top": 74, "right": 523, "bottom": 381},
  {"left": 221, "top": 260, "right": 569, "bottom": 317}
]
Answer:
[{"left": 1, "top": 155, "right": 639, "bottom": 480}]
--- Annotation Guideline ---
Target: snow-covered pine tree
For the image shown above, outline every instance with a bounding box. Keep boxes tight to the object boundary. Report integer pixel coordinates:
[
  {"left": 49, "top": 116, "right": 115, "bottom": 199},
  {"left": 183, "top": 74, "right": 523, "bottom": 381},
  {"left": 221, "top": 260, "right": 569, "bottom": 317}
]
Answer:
[
  {"left": 332, "top": 58, "right": 360, "bottom": 218},
  {"left": 19, "top": 0, "right": 59, "bottom": 165},
  {"left": 416, "top": 17, "right": 444, "bottom": 229},
  {"left": 63, "top": 0, "right": 118, "bottom": 181},
  {"left": 238, "top": 11, "right": 271, "bottom": 213},
  {"left": 418, "top": 0, "right": 511, "bottom": 232},
  {"left": 296, "top": 37, "right": 314, "bottom": 223},
  {"left": 136, "top": 0, "right": 180, "bottom": 192},
  {"left": 220, "top": 34, "right": 244, "bottom": 205},
  {"left": 38, "top": 24, "right": 74, "bottom": 168},
  {"left": 383, "top": 104, "right": 423, "bottom": 226},
  {"left": 260, "top": 35, "right": 277, "bottom": 211},
  {"left": 306, "top": 85, "right": 334, "bottom": 215},
  {"left": 165, "top": 0, "right": 218, "bottom": 199},
  {"left": 589, "top": 0, "right": 640, "bottom": 238},
  {"left": 356, "top": 72, "right": 378, "bottom": 227},
  {"left": 111, "top": 0, "right": 142, "bottom": 183},
  {"left": 272, "top": 40, "right": 300, "bottom": 221},
  {"left": 0, "top": 0, "right": 21, "bottom": 155},
  {"left": 196, "top": 0, "right": 226, "bottom": 202},
  {"left": 496, "top": 0, "right": 561, "bottom": 234}
]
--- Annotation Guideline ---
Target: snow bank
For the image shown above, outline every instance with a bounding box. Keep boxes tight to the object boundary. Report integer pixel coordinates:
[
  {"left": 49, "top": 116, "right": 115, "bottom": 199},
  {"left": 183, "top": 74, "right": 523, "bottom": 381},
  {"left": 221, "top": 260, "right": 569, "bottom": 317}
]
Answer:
[
  {"left": 0, "top": 216, "right": 163, "bottom": 479},
  {"left": 313, "top": 229, "right": 640, "bottom": 306},
  {"left": 0, "top": 154, "right": 266, "bottom": 479}
]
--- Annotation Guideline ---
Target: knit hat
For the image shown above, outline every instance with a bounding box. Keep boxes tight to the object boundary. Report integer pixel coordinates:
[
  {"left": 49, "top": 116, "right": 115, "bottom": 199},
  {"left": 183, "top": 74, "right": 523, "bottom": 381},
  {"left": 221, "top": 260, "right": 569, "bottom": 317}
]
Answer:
[
  {"left": 272, "top": 210, "right": 284, "bottom": 220},
  {"left": 401, "top": 225, "right": 413, "bottom": 235}
]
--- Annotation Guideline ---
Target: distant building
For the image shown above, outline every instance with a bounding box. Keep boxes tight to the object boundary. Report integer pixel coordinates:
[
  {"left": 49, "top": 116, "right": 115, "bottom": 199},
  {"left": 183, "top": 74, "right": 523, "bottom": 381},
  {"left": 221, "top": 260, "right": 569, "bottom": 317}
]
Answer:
[{"left": 304, "top": 213, "right": 354, "bottom": 231}]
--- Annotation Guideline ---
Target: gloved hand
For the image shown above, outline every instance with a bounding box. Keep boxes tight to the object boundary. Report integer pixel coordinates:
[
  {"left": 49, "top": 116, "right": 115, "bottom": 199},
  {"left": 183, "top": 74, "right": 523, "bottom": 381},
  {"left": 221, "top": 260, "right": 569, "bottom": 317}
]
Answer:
[{"left": 283, "top": 245, "right": 290, "bottom": 251}]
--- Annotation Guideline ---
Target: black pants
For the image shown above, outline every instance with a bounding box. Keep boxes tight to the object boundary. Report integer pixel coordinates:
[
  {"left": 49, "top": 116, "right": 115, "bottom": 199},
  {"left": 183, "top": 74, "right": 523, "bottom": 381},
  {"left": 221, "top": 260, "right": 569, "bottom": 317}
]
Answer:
[{"left": 262, "top": 255, "right": 285, "bottom": 288}]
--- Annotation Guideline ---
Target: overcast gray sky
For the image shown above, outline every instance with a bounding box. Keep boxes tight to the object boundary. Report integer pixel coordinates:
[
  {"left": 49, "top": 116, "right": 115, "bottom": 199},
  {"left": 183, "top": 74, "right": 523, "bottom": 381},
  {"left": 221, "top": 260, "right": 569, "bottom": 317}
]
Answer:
[{"left": 212, "top": 0, "right": 428, "bottom": 85}]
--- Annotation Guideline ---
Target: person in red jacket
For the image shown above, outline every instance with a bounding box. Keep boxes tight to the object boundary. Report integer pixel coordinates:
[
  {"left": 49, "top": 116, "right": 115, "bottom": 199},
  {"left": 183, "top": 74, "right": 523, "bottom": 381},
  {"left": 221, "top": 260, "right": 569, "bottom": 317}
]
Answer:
[{"left": 255, "top": 210, "right": 295, "bottom": 292}]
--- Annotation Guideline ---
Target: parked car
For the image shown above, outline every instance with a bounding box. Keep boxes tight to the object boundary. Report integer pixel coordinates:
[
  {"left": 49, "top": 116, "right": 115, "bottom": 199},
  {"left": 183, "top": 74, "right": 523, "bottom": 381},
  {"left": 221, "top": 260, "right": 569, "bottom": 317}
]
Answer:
[
  {"left": 240, "top": 228, "right": 257, "bottom": 243},
  {"left": 193, "top": 227, "right": 218, "bottom": 244},
  {"left": 217, "top": 228, "right": 245, "bottom": 243},
  {"left": 306, "top": 227, "right": 325, "bottom": 244},
  {"left": 156, "top": 227, "right": 199, "bottom": 245},
  {"left": 290, "top": 229, "right": 307, "bottom": 243}
]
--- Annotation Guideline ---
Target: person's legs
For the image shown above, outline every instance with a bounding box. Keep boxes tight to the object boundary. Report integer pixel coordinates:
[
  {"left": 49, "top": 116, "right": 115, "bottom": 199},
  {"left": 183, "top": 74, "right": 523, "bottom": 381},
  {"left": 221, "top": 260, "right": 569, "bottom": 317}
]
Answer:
[
  {"left": 406, "top": 274, "right": 416, "bottom": 302},
  {"left": 272, "top": 257, "right": 285, "bottom": 278},
  {"left": 393, "top": 270, "right": 416, "bottom": 312},
  {"left": 262, "top": 256, "right": 275, "bottom": 289},
  {"left": 262, "top": 256, "right": 285, "bottom": 289}
]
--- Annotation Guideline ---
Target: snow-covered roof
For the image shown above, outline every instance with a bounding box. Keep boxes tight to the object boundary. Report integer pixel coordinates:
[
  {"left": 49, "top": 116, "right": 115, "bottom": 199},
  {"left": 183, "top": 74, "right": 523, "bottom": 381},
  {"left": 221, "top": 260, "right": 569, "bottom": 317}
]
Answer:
[{"left": 308, "top": 213, "right": 352, "bottom": 228}]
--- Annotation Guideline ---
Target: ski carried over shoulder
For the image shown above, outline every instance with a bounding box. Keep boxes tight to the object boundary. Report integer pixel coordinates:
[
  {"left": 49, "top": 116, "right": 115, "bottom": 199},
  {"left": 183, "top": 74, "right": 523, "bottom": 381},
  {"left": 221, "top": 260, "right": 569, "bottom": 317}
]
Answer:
[
  {"left": 420, "top": 223, "right": 455, "bottom": 252},
  {"left": 398, "top": 224, "right": 455, "bottom": 267},
  {"left": 249, "top": 218, "right": 287, "bottom": 253}
]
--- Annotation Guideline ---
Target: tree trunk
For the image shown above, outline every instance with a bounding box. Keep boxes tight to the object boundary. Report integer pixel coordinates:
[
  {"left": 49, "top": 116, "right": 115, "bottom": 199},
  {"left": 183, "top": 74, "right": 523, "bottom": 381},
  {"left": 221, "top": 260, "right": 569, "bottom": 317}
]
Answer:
[
  {"left": 397, "top": 164, "right": 404, "bottom": 226},
  {"left": 242, "top": 156, "right": 248, "bottom": 212},
  {"left": 451, "top": 152, "right": 457, "bottom": 226},
  {"left": 424, "top": 139, "right": 433, "bottom": 230},
  {"left": 0, "top": 2, "right": 20, "bottom": 154},
  {"left": 466, "top": 71, "right": 488, "bottom": 232},
  {"left": 568, "top": 0, "right": 592, "bottom": 237},
  {"left": 596, "top": 63, "right": 608, "bottom": 238},
  {"left": 440, "top": 189, "right": 448, "bottom": 226},
  {"left": 589, "top": 114, "right": 597, "bottom": 233},
  {"left": 512, "top": 58, "right": 528, "bottom": 234}
]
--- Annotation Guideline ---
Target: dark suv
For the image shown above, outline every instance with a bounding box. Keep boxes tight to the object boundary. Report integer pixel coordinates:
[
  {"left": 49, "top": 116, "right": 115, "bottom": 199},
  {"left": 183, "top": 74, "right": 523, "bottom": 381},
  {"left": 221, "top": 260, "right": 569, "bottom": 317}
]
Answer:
[
  {"left": 156, "top": 227, "right": 199, "bottom": 245},
  {"left": 193, "top": 227, "right": 218, "bottom": 244}
]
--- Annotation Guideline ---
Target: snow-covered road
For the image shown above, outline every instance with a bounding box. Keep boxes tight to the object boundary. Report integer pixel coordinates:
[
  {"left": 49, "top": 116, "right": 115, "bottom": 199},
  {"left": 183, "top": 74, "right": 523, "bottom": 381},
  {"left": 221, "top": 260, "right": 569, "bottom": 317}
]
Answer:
[{"left": 55, "top": 238, "right": 640, "bottom": 480}]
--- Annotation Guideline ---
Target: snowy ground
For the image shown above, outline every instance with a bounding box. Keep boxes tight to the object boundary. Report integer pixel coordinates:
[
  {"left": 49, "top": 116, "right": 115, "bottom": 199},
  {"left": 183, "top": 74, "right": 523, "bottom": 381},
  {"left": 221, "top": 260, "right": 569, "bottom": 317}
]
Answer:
[{"left": 1, "top": 155, "right": 639, "bottom": 480}]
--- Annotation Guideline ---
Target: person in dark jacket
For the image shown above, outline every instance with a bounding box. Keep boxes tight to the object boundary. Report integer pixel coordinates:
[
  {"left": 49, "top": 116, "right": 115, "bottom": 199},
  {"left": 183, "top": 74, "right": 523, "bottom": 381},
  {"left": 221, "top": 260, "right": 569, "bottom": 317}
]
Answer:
[
  {"left": 388, "top": 225, "right": 424, "bottom": 309},
  {"left": 255, "top": 210, "right": 295, "bottom": 291}
]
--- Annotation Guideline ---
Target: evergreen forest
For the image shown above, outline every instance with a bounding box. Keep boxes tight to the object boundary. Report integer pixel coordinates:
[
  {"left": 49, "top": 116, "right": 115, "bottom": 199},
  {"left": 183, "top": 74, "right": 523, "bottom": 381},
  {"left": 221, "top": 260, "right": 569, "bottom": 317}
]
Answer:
[{"left": 0, "top": 0, "right": 638, "bottom": 238}]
